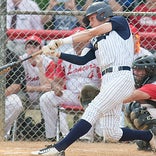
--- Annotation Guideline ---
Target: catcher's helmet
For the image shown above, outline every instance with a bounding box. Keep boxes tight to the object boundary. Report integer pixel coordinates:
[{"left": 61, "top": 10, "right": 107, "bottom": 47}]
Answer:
[
  {"left": 132, "top": 55, "right": 156, "bottom": 88},
  {"left": 83, "top": 2, "right": 113, "bottom": 26},
  {"left": 133, "top": 55, "right": 156, "bottom": 72}
]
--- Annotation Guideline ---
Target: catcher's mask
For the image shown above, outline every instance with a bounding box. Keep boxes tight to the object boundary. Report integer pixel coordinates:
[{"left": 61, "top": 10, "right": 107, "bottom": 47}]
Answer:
[
  {"left": 132, "top": 55, "right": 156, "bottom": 88},
  {"left": 83, "top": 2, "right": 113, "bottom": 27}
]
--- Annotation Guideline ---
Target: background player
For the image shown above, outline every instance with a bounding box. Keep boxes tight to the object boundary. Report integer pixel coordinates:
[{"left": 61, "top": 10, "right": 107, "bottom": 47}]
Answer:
[
  {"left": 19, "top": 35, "right": 56, "bottom": 109},
  {"left": 5, "top": 49, "right": 26, "bottom": 139},
  {"left": 32, "top": 2, "right": 156, "bottom": 155}
]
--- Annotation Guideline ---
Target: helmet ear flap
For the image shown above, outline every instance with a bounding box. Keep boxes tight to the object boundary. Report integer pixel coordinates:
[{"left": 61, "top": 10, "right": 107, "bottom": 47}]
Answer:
[
  {"left": 96, "top": 8, "right": 106, "bottom": 21},
  {"left": 82, "top": 16, "right": 90, "bottom": 27}
]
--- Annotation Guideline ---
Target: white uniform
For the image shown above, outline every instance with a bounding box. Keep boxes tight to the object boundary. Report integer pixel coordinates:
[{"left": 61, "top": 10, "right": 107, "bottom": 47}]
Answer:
[
  {"left": 20, "top": 54, "right": 52, "bottom": 102},
  {"left": 5, "top": 94, "right": 23, "bottom": 138},
  {"left": 81, "top": 29, "right": 135, "bottom": 142},
  {"left": 39, "top": 47, "right": 101, "bottom": 139}
]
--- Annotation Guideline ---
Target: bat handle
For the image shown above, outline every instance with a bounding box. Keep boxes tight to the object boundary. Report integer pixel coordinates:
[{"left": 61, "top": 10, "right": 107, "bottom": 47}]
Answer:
[{"left": 31, "top": 50, "right": 43, "bottom": 58}]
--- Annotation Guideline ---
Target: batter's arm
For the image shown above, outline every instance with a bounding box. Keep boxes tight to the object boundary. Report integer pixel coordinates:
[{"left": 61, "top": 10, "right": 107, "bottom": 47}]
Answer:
[
  {"left": 71, "top": 23, "right": 112, "bottom": 43},
  {"left": 42, "top": 21, "right": 112, "bottom": 58},
  {"left": 60, "top": 49, "right": 96, "bottom": 65}
]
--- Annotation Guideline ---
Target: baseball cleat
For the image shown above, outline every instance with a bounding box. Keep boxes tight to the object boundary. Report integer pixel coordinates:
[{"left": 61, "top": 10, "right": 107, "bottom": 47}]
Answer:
[
  {"left": 149, "top": 127, "right": 156, "bottom": 152},
  {"left": 135, "top": 140, "right": 152, "bottom": 151},
  {"left": 31, "top": 144, "right": 65, "bottom": 156}
]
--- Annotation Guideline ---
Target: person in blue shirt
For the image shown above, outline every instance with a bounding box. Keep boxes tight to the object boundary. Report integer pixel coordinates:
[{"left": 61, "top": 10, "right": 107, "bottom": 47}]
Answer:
[{"left": 41, "top": 0, "right": 83, "bottom": 30}]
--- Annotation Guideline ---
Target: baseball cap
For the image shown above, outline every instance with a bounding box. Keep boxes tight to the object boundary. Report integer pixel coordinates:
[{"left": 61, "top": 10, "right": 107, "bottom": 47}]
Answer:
[
  {"left": 129, "top": 24, "right": 139, "bottom": 35},
  {"left": 25, "top": 35, "right": 42, "bottom": 45}
]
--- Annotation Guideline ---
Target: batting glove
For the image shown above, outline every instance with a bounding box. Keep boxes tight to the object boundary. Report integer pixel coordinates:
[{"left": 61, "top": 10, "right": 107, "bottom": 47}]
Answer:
[
  {"left": 48, "top": 39, "right": 63, "bottom": 50},
  {"left": 42, "top": 46, "right": 59, "bottom": 57}
]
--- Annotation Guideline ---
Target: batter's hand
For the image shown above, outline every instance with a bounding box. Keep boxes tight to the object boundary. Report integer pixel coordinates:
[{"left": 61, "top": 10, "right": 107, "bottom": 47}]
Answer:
[
  {"left": 42, "top": 46, "right": 58, "bottom": 57},
  {"left": 48, "top": 39, "right": 63, "bottom": 50}
]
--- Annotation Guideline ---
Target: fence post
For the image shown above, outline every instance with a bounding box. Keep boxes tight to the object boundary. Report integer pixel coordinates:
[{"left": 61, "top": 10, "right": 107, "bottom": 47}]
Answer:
[{"left": 0, "top": 0, "right": 7, "bottom": 141}]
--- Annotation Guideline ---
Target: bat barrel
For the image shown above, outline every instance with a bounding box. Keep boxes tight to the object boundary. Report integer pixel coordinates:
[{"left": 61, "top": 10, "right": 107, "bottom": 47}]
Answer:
[{"left": 0, "top": 61, "right": 19, "bottom": 72}]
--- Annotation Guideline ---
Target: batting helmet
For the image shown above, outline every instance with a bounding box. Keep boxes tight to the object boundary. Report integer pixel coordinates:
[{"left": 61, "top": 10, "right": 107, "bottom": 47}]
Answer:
[
  {"left": 83, "top": 2, "right": 113, "bottom": 26},
  {"left": 132, "top": 55, "right": 156, "bottom": 88}
]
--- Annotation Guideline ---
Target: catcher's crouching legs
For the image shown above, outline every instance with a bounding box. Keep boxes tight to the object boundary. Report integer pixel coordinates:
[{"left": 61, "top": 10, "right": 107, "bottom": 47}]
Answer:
[{"left": 124, "top": 102, "right": 156, "bottom": 151}]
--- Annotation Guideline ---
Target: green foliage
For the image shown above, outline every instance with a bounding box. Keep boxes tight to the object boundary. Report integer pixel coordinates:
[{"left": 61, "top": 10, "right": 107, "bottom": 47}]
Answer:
[
  {"left": 34, "top": 0, "right": 49, "bottom": 10},
  {"left": 34, "top": 0, "right": 86, "bottom": 10}
]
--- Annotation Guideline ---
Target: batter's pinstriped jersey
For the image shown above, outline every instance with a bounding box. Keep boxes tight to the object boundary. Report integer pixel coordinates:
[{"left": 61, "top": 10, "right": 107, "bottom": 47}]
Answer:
[
  {"left": 60, "top": 16, "right": 134, "bottom": 71},
  {"left": 91, "top": 18, "right": 134, "bottom": 71}
]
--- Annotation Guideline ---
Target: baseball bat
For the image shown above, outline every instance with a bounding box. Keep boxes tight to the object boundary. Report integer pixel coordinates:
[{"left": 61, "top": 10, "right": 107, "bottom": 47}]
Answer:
[{"left": 0, "top": 50, "right": 42, "bottom": 75}]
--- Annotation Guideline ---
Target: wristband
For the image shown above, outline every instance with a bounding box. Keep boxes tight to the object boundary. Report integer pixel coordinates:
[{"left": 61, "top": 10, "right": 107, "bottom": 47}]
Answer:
[{"left": 62, "top": 36, "right": 73, "bottom": 44}]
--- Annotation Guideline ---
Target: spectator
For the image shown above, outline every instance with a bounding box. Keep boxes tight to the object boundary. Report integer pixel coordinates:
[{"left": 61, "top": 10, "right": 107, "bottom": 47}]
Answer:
[
  {"left": 41, "top": 0, "right": 83, "bottom": 30},
  {"left": 83, "top": 0, "right": 123, "bottom": 11},
  {"left": 5, "top": 49, "right": 26, "bottom": 139},
  {"left": 42, "top": 0, "right": 84, "bottom": 54},
  {"left": 129, "top": 0, "right": 156, "bottom": 52},
  {"left": 118, "top": 0, "right": 136, "bottom": 11},
  {"left": 39, "top": 41, "right": 101, "bottom": 141},
  {"left": 19, "top": 35, "right": 56, "bottom": 109},
  {"left": 7, "top": 0, "right": 44, "bottom": 55}
]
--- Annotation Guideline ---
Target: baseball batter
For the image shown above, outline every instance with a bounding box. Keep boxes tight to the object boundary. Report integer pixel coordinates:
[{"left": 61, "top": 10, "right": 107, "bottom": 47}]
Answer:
[{"left": 32, "top": 2, "right": 156, "bottom": 155}]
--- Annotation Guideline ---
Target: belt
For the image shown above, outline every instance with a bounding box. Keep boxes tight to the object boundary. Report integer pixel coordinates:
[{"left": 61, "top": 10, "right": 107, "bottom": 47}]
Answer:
[{"left": 102, "top": 66, "right": 131, "bottom": 76}]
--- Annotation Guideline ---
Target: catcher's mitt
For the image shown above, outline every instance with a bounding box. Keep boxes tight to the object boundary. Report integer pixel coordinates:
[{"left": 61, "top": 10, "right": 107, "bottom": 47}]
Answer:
[
  {"left": 80, "top": 85, "right": 100, "bottom": 109},
  {"left": 124, "top": 101, "right": 156, "bottom": 151},
  {"left": 124, "top": 102, "right": 156, "bottom": 130},
  {"left": 124, "top": 102, "right": 141, "bottom": 128}
]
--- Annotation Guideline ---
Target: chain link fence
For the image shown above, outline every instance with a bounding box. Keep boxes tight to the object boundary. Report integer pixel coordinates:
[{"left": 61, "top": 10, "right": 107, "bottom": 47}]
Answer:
[{"left": 0, "top": 0, "right": 155, "bottom": 142}]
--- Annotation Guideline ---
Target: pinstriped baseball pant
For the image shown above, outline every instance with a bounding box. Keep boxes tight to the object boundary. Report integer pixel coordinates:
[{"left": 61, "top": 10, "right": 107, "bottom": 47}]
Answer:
[{"left": 82, "top": 70, "right": 135, "bottom": 142}]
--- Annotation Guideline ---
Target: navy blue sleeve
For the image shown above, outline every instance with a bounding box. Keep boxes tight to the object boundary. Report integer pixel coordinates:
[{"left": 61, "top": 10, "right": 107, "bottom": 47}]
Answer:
[
  {"left": 110, "top": 16, "right": 131, "bottom": 40},
  {"left": 60, "top": 48, "right": 96, "bottom": 65},
  {"left": 87, "top": 41, "right": 97, "bottom": 50}
]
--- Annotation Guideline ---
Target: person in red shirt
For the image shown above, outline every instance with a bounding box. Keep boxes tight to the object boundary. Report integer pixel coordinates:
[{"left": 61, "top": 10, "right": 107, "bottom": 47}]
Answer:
[
  {"left": 123, "top": 55, "right": 156, "bottom": 151},
  {"left": 129, "top": 0, "right": 156, "bottom": 51}
]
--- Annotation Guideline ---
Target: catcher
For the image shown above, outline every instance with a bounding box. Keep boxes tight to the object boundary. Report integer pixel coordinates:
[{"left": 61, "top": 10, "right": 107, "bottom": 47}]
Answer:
[{"left": 123, "top": 55, "right": 156, "bottom": 151}]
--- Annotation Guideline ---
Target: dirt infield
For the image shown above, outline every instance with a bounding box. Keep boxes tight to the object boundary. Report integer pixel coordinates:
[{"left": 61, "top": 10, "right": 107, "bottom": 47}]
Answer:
[{"left": 0, "top": 141, "right": 155, "bottom": 156}]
